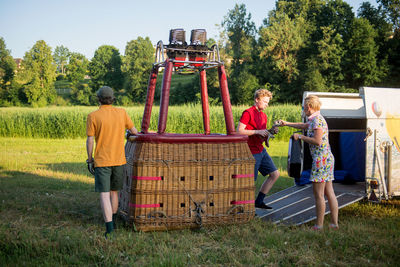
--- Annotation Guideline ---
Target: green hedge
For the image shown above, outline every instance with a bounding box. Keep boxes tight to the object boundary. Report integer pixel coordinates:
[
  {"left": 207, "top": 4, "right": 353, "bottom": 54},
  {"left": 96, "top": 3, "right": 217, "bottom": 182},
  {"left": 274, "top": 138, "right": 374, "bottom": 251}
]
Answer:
[{"left": 0, "top": 104, "right": 301, "bottom": 140}]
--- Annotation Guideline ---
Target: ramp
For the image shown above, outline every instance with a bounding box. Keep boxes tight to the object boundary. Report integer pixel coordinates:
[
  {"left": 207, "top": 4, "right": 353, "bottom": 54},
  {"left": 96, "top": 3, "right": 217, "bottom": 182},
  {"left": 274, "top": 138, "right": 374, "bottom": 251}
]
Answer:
[{"left": 256, "top": 183, "right": 365, "bottom": 225}]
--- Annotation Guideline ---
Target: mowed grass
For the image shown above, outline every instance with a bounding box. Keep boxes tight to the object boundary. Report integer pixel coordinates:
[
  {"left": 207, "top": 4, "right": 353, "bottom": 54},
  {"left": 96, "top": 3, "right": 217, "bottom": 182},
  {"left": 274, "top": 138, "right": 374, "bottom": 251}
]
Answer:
[{"left": 1, "top": 137, "right": 400, "bottom": 266}]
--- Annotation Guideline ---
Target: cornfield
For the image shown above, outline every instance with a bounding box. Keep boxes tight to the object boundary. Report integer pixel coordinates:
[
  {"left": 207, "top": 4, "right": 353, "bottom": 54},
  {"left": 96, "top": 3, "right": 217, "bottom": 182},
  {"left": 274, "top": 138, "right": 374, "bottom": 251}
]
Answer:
[{"left": 0, "top": 104, "right": 301, "bottom": 140}]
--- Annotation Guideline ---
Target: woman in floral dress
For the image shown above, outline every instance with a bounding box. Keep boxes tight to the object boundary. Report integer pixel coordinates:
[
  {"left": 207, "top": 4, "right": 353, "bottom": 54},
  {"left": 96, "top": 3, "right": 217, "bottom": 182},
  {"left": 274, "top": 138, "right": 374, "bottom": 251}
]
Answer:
[{"left": 278, "top": 95, "right": 339, "bottom": 230}]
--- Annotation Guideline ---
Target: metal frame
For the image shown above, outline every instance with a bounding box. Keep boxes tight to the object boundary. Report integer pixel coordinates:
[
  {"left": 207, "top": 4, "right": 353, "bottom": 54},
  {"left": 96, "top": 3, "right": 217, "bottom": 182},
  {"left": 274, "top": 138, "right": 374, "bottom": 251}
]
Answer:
[
  {"left": 141, "top": 40, "right": 235, "bottom": 136},
  {"left": 154, "top": 40, "right": 222, "bottom": 70}
]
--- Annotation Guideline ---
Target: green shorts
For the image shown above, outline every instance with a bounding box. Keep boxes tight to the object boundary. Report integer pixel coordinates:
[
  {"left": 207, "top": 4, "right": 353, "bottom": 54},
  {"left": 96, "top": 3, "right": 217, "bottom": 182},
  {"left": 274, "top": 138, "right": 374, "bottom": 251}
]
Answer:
[{"left": 94, "top": 165, "right": 125, "bottom": 192}]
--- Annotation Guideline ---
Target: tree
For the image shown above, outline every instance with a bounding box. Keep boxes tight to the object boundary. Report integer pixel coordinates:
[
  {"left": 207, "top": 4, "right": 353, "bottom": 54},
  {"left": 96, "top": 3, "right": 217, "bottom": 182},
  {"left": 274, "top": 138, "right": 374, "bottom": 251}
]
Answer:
[
  {"left": 0, "top": 37, "right": 17, "bottom": 104},
  {"left": 255, "top": 0, "right": 359, "bottom": 101},
  {"left": 170, "top": 75, "right": 199, "bottom": 105},
  {"left": 372, "top": 0, "right": 400, "bottom": 86},
  {"left": 256, "top": 2, "right": 310, "bottom": 102},
  {"left": 345, "top": 18, "right": 385, "bottom": 88},
  {"left": 122, "top": 37, "right": 154, "bottom": 102},
  {"left": 378, "top": 0, "right": 400, "bottom": 30},
  {"left": 386, "top": 30, "right": 400, "bottom": 86},
  {"left": 303, "top": 26, "right": 345, "bottom": 92},
  {"left": 20, "top": 40, "right": 57, "bottom": 106},
  {"left": 358, "top": 2, "right": 392, "bottom": 55},
  {"left": 53, "top": 45, "right": 70, "bottom": 75},
  {"left": 222, "top": 4, "right": 256, "bottom": 66},
  {"left": 88, "top": 45, "right": 123, "bottom": 91},
  {"left": 222, "top": 4, "right": 257, "bottom": 103},
  {"left": 231, "top": 70, "right": 259, "bottom": 104},
  {"left": 303, "top": 64, "right": 327, "bottom": 92},
  {"left": 71, "top": 83, "right": 93, "bottom": 106},
  {"left": 316, "top": 0, "right": 355, "bottom": 43},
  {"left": 66, "top": 52, "right": 89, "bottom": 84},
  {"left": 259, "top": 11, "right": 305, "bottom": 84},
  {"left": 66, "top": 52, "right": 91, "bottom": 105}
]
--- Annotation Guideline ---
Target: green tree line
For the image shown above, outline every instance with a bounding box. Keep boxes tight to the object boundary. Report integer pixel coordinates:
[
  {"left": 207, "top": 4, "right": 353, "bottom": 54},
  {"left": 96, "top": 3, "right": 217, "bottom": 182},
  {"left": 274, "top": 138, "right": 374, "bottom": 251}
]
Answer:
[
  {"left": 0, "top": 0, "right": 399, "bottom": 107},
  {"left": 223, "top": 0, "right": 400, "bottom": 104}
]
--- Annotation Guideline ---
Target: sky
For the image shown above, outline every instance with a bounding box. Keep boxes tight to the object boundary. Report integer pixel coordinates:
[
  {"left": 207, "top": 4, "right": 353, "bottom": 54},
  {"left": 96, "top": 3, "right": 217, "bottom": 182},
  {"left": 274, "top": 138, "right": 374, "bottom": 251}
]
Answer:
[{"left": 0, "top": 0, "right": 377, "bottom": 59}]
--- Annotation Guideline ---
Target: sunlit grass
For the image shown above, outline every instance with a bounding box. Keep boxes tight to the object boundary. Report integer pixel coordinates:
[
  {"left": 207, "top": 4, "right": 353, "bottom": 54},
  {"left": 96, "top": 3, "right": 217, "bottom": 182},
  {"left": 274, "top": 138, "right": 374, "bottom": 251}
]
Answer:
[{"left": 0, "top": 137, "right": 399, "bottom": 266}]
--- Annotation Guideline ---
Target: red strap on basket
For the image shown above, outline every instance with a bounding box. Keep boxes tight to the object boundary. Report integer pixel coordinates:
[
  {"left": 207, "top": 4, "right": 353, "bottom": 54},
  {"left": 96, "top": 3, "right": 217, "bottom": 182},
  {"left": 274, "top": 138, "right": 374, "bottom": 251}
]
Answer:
[
  {"left": 231, "top": 200, "right": 255, "bottom": 205},
  {"left": 132, "top": 176, "right": 162, "bottom": 180},
  {"left": 129, "top": 203, "right": 161, "bottom": 208},
  {"left": 232, "top": 174, "right": 253, "bottom": 179}
]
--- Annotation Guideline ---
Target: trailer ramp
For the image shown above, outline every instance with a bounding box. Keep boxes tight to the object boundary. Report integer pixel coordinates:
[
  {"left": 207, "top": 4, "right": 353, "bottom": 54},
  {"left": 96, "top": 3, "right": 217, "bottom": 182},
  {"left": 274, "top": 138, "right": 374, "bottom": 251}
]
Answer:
[{"left": 256, "top": 183, "right": 365, "bottom": 225}]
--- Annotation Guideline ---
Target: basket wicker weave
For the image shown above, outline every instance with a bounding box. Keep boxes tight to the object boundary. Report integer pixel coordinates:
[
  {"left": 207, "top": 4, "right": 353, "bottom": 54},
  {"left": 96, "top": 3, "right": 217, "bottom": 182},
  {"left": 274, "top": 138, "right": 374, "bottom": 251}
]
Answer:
[{"left": 119, "top": 134, "right": 255, "bottom": 231}]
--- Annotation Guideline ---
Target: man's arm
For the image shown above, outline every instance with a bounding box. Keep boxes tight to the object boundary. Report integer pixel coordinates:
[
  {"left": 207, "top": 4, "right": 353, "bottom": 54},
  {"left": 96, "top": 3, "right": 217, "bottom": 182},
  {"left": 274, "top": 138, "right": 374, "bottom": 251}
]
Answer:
[
  {"left": 237, "top": 122, "right": 269, "bottom": 137},
  {"left": 86, "top": 136, "right": 94, "bottom": 162}
]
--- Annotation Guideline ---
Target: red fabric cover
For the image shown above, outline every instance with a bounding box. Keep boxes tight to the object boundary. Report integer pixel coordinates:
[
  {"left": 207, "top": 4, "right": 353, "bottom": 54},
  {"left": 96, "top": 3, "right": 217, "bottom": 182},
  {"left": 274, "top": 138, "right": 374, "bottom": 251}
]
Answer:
[
  {"left": 128, "top": 133, "right": 248, "bottom": 144},
  {"left": 141, "top": 66, "right": 158, "bottom": 133},
  {"left": 239, "top": 106, "right": 268, "bottom": 154},
  {"left": 218, "top": 65, "right": 236, "bottom": 135},
  {"left": 158, "top": 60, "right": 173, "bottom": 134},
  {"left": 199, "top": 69, "right": 210, "bottom": 135}
]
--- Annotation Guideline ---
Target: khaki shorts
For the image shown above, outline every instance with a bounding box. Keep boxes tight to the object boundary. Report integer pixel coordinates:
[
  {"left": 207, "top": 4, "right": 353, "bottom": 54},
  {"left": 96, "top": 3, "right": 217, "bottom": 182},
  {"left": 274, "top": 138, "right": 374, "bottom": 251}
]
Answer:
[{"left": 94, "top": 165, "right": 124, "bottom": 192}]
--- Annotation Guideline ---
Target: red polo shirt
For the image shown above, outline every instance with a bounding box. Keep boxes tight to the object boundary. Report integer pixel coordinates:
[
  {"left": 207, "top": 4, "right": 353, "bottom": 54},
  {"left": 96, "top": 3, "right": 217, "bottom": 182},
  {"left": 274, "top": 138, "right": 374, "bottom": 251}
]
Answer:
[{"left": 239, "top": 105, "right": 268, "bottom": 154}]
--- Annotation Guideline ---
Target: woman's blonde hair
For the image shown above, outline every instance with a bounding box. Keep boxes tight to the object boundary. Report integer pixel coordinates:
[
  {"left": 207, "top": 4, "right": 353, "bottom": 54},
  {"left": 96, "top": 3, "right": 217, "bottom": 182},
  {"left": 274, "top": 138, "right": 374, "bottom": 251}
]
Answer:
[
  {"left": 254, "top": 89, "right": 272, "bottom": 100},
  {"left": 304, "top": 95, "right": 321, "bottom": 111}
]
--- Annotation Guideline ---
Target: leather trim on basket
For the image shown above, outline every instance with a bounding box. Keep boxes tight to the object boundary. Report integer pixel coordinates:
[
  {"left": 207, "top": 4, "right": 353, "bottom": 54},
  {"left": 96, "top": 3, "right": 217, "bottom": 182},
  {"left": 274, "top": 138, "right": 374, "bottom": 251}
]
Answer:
[
  {"left": 230, "top": 200, "right": 255, "bottom": 205},
  {"left": 129, "top": 203, "right": 161, "bottom": 208},
  {"left": 128, "top": 133, "right": 248, "bottom": 144},
  {"left": 232, "top": 174, "right": 253, "bottom": 179},
  {"left": 132, "top": 176, "right": 162, "bottom": 180}
]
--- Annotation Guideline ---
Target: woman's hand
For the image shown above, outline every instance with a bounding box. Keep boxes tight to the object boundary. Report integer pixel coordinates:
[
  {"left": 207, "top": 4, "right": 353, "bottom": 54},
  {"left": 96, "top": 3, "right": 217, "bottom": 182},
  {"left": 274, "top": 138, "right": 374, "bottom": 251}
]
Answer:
[
  {"left": 276, "top": 120, "right": 287, "bottom": 126},
  {"left": 292, "top": 133, "right": 301, "bottom": 140}
]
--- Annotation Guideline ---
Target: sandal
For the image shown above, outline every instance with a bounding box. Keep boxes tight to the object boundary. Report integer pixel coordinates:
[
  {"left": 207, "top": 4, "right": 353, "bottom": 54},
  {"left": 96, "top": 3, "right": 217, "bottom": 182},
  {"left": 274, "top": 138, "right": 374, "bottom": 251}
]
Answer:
[
  {"left": 312, "top": 225, "right": 323, "bottom": 231},
  {"left": 328, "top": 223, "right": 339, "bottom": 230}
]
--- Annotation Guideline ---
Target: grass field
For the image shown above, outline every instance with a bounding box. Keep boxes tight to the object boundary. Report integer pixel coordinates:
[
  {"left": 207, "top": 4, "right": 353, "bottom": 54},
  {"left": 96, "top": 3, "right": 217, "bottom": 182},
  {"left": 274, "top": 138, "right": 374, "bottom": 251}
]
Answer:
[{"left": 0, "top": 137, "right": 399, "bottom": 266}]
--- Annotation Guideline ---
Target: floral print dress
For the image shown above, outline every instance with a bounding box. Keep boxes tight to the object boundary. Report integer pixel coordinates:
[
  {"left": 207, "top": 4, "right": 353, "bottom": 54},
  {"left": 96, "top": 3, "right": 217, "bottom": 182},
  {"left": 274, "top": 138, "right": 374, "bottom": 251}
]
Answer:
[{"left": 307, "top": 111, "right": 335, "bottom": 182}]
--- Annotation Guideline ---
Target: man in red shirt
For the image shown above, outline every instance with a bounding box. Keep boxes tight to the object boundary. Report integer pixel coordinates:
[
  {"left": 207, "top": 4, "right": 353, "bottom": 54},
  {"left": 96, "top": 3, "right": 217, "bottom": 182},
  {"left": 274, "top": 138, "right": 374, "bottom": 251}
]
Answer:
[{"left": 237, "top": 89, "right": 280, "bottom": 209}]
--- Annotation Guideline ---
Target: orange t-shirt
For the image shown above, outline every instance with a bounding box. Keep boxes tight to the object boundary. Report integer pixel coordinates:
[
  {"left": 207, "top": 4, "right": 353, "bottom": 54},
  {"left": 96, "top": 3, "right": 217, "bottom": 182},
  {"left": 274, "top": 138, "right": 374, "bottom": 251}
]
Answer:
[{"left": 86, "top": 105, "right": 134, "bottom": 167}]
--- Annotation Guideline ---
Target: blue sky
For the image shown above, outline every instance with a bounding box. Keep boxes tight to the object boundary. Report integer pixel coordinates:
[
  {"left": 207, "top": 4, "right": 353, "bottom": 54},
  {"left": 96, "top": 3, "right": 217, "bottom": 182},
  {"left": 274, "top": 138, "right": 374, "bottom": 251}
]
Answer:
[{"left": 0, "top": 0, "right": 377, "bottom": 59}]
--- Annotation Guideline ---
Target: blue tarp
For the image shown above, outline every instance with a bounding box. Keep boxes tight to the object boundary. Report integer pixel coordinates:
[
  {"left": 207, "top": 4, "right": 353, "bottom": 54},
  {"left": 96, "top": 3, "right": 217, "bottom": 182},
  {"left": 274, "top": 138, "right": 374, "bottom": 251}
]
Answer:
[
  {"left": 296, "top": 170, "right": 348, "bottom": 185},
  {"left": 339, "top": 132, "right": 366, "bottom": 182},
  {"left": 296, "top": 132, "right": 366, "bottom": 185}
]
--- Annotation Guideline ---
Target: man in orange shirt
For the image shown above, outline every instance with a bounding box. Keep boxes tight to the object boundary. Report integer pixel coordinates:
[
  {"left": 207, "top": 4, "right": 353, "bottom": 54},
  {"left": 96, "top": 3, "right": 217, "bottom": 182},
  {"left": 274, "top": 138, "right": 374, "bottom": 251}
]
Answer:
[{"left": 86, "top": 86, "right": 138, "bottom": 238}]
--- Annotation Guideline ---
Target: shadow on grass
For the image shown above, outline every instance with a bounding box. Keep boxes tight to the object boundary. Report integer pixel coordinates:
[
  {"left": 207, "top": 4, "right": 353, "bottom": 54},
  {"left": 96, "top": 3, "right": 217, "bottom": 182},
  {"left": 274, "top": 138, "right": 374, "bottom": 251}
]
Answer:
[
  {"left": 38, "top": 162, "right": 93, "bottom": 177},
  {"left": 0, "top": 170, "right": 101, "bottom": 226}
]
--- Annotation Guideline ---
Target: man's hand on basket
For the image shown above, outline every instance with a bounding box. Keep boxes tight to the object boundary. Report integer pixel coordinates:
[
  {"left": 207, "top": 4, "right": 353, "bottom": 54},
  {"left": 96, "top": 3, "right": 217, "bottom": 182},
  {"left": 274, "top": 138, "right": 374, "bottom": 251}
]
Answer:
[{"left": 86, "top": 159, "right": 95, "bottom": 175}]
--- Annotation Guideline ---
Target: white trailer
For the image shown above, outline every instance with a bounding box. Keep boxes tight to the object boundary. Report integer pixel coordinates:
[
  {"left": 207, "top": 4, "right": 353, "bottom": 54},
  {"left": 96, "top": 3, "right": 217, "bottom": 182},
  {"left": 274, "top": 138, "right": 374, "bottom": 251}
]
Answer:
[{"left": 257, "top": 87, "right": 400, "bottom": 225}]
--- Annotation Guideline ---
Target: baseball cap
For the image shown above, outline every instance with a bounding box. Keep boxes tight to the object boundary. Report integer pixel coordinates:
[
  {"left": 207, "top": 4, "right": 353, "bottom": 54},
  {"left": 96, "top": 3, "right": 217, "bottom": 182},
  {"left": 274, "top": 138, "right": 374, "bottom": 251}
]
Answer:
[{"left": 97, "top": 86, "right": 114, "bottom": 98}]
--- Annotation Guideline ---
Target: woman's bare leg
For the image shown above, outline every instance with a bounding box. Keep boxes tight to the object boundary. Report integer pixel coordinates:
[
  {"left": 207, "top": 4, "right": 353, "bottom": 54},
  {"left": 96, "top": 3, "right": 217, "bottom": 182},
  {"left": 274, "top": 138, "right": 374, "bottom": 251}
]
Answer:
[
  {"left": 313, "top": 182, "right": 326, "bottom": 228},
  {"left": 324, "top": 181, "right": 339, "bottom": 226}
]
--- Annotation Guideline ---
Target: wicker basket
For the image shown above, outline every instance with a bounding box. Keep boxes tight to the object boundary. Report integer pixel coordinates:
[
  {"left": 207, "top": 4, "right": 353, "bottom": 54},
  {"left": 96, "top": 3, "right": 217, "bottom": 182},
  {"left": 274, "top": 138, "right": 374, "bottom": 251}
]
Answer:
[{"left": 119, "top": 134, "right": 255, "bottom": 231}]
